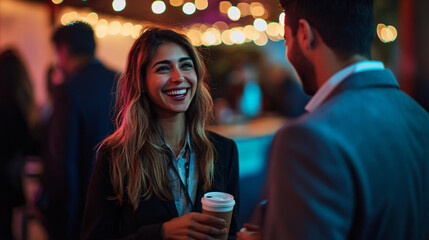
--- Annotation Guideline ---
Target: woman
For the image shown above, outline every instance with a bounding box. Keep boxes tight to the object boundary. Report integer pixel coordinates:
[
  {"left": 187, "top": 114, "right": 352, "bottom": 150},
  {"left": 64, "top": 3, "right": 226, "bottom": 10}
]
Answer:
[{"left": 81, "top": 27, "right": 239, "bottom": 240}]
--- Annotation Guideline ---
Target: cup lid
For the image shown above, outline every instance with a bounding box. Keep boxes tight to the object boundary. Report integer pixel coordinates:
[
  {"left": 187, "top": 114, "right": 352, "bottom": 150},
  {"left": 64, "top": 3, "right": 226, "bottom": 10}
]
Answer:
[{"left": 201, "top": 192, "right": 235, "bottom": 208}]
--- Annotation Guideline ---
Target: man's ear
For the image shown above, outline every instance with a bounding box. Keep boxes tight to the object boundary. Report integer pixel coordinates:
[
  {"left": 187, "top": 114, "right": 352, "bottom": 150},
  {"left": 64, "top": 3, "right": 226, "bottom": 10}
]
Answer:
[{"left": 297, "top": 19, "right": 316, "bottom": 50}]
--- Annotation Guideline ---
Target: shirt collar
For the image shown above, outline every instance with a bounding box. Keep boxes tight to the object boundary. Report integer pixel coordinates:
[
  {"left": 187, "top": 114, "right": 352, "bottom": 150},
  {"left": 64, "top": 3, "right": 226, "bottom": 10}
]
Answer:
[{"left": 305, "top": 60, "right": 385, "bottom": 112}]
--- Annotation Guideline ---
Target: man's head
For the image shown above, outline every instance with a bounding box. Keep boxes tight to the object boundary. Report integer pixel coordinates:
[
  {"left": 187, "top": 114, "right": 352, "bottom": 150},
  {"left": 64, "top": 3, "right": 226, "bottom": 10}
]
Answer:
[
  {"left": 52, "top": 21, "right": 95, "bottom": 74},
  {"left": 279, "top": 0, "right": 374, "bottom": 95},
  {"left": 280, "top": 0, "right": 374, "bottom": 60}
]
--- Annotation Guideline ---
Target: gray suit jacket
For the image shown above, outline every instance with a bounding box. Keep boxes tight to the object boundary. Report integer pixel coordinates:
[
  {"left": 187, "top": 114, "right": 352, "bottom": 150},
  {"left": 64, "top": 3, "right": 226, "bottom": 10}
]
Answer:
[{"left": 263, "top": 69, "right": 429, "bottom": 239}]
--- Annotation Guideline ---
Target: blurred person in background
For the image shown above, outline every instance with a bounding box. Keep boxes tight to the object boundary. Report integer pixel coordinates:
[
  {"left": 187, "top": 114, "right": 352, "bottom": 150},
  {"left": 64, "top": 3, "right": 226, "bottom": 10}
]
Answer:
[
  {"left": 0, "top": 49, "right": 40, "bottom": 240},
  {"left": 44, "top": 21, "right": 117, "bottom": 239},
  {"left": 238, "top": 0, "right": 429, "bottom": 239},
  {"left": 81, "top": 27, "right": 239, "bottom": 240},
  {"left": 261, "top": 65, "right": 309, "bottom": 118}
]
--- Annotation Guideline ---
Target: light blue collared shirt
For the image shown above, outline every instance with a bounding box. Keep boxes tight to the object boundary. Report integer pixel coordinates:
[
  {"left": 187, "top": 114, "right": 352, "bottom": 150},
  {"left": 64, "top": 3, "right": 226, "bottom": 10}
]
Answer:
[
  {"left": 305, "top": 60, "right": 385, "bottom": 112},
  {"left": 165, "top": 132, "right": 199, "bottom": 217}
]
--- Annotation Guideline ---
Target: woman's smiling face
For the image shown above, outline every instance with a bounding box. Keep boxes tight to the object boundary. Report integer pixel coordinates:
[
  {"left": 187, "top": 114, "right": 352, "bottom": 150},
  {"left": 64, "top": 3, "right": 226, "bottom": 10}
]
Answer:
[{"left": 145, "top": 42, "right": 198, "bottom": 118}]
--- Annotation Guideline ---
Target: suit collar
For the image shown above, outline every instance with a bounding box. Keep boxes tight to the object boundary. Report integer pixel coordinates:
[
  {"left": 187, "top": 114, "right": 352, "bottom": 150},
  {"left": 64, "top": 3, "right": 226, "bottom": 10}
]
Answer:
[{"left": 328, "top": 69, "right": 399, "bottom": 100}]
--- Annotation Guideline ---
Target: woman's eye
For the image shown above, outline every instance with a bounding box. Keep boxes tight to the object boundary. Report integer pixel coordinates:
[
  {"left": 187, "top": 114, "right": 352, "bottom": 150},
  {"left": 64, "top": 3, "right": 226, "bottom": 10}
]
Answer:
[
  {"left": 181, "top": 62, "right": 194, "bottom": 70},
  {"left": 156, "top": 66, "right": 170, "bottom": 72}
]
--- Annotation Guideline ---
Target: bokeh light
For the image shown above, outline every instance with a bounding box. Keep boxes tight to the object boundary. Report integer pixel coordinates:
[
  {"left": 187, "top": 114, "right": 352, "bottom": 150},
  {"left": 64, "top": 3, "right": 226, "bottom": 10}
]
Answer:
[
  {"left": 95, "top": 19, "right": 109, "bottom": 38},
  {"left": 279, "top": 12, "right": 285, "bottom": 25},
  {"left": 52, "top": 0, "right": 64, "bottom": 4},
  {"left": 254, "top": 31, "right": 268, "bottom": 46},
  {"left": 170, "top": 0, "right": 183, "bottom": 7},
  {"left": 221, "top": 30, "right": 234, "bottom": 45},
  {"left": 183, "top": 2, "right": 196, "bottom": 15},
  {"left": 227, "top": 6, "right": 241, "bottom": 21},
  {"left": 112, "top": 0, "right": 126, "bottom": 12},
  {"left": 250, "top": 2, "right": 265, "bottom": 18},
  {"left": 108, "top": 21, "right": 121, "bottom": 35},
  {"left": 85, "top": 12, "right": 98, "bottom": 26},
  {"left": 219, "top": 1, "right": 232, "bottom": 14},
  {"left": 377, "top": 23, "right": 398, "bottom": 43},
  {"left": 243, "top": 25, "right": 259, "bottom": 40},
  {"left": 237, "top": 2, "right": 250, "bottom": 17},
  {"left": 214, "top": 21, "right": 229, "bottom": 31},
  {"left": 195, "top": 0, "right": 208, "bottom": 10},
  {"left": 121, "top": 22, "right": 133, "bottom": 36},
  {"left": 253, "top": 18, "right": 267, "bottom": 31},
  {"left": 152, "top": 1, "right": 166, "bottom": 14},
  {"left": 132, "top": 24, "right": 143, "bottom": 39},
  {"left": 187, "top": 28, "right": 202, "bottom": 46},
  {"left": 230, "top": 28, "right": 245, "bottom": 44}
]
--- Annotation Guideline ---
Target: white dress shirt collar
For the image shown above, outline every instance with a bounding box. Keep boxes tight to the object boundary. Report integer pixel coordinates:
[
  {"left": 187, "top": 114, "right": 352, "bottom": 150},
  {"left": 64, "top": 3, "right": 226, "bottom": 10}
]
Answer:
[{"left": 305, "top": 60, "right": 385, "bottom": 112}]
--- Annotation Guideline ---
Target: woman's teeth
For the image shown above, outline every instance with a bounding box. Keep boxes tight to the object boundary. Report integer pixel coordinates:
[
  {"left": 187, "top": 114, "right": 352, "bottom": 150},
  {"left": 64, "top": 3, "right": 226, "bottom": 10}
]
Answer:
[{"left": 166, "top": 89, "right": 187, "bottom": 96}]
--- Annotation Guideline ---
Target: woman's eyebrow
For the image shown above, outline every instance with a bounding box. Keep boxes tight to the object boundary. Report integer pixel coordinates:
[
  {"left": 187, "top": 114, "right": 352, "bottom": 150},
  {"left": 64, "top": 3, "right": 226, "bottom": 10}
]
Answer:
[{"left": 152, "top": 57, "right": 192, "bottom": 68}]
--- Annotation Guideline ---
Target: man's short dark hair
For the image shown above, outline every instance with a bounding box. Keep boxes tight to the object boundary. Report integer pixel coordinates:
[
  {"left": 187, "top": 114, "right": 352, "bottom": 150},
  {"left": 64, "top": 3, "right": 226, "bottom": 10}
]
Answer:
[
  {"left": 280, "top": 0, "right": 374, "bottom": 59},
  {"left": 52, "top": 21, "right": 96, "bottom": 57}
]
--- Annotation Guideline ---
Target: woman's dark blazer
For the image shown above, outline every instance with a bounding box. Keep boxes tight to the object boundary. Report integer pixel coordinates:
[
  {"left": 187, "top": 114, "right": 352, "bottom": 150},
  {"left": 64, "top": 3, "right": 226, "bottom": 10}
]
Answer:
[{"left": 81, "top": 131, "right": 239, "bottom": 240}]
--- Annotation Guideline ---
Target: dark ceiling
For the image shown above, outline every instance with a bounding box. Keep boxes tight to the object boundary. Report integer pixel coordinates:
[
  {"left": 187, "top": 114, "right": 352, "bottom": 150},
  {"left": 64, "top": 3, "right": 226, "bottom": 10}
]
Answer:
[{"left": 46, "top": 0, "right": 283, "bottom": 26}]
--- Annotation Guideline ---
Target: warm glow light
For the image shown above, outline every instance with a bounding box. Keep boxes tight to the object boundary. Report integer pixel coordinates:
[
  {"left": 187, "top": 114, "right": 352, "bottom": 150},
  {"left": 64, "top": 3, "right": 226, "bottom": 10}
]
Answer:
[
  {"left": 279, "top": 12, "right": 285, "bottom": 25},
  {"left": 95, "top": 19, "right": 109, "bottom": 38},
  {"left": 387, "top": 25, "right": 398, "bottom": 41},
  {"left": 183, "top": 2, "right": 196, "bottom": 15},
  {"left": 112, "top": 0, "right": 126, "bottom": 12},
  {"left": 152, "top": 1, "right": 166, "bottom": 14},
  {"left": 219, "top": 1, "right": 232, "bottom": 14},
  {"left": 250, "top": 2, "right": 265, "bottom": 18},
  {"left": 121, "top": 22, "right": 133, "bottom": 36},
  {"left": 132, "top": 24, "right": 143, "bottom": 39},
  {"left": 266, "top": 22, "right": 280, "bottom": 37},
  {"left": 237, "top": 2, "right": 250, "bottom": 16},
  {"left": 52, "top": 0, "right": 63, "bottom": 4},
  {"left": 195, "top": 0, "right": 208, "bottom": 10},
  {"left": 244, "top": 25, "right": 260, "bottom": 40},
  {"left": 202, "top": 32, "right": 216, "bottom": 46},
  {"left": 230, "top": 28, "right": 245, "bottom": 44},
  {"left": 227, "top": 6, "right": 241, "bottom": 21},
  {"left": 86, "top": 12, "right": 98, "bottom": 26},
  {"left": 187, "top": 28, "right": 202, "bottom": 46},
  {"left": 170, "top": 0, "right": 183, "bottom": 7},
  {"left": 254, "top": 18, "right": 267, "bottom": 31},
  {"left": 108, "top": 21, "right": 121, "bottom": 35},
  {"left": 205, "top": 28, "right": 221, "bottom": 45},
  {"left": 61, "top": 11, "right": 79, "bottom": 25},
  {"left": 254, "top": 31, "right": 268, "bottom": 46},
  {"left": 377, "top": 23, "right": 397, "bottom": 43},
  {"left": 221, "top": 30, "right": 234, "bottom": 45}
]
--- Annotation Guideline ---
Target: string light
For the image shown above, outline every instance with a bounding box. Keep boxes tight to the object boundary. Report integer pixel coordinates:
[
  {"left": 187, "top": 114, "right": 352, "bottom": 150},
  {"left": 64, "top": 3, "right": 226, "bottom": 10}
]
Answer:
[
  {"left": 59, "top": 8, "right": 282, "bottom": 46},
  {"left": 195, "top": 0, "right": 208, "bottom": 10},
  {"left": 183, "top": 2, "right": 196, "bottom": 15},
  {"left": 170, "top": 0, "right": 183, "bottom": 7},
  {"left": 112, "top": 0, "right": 126, "bottom": 12},
  {"left": 152, "top": 1, "right": 166, "bottom": 14},
  {"left": 227, "top": 6, "right": 241, "bottom": 21}
]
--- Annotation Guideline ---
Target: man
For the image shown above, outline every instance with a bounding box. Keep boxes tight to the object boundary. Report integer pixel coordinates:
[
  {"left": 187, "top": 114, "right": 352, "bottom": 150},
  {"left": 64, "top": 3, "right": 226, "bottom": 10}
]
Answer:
[
  {"left": 238, "top": 0, "right": 429, "bottom": 239},
  {"left": 43, "top": 21, "right": 117, "bottom": 239}
]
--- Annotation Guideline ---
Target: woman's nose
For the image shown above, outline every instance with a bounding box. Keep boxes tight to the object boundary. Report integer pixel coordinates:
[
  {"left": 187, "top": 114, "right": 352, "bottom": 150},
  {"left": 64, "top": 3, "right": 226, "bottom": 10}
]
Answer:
[{"left": 171, "top": 67, "right": 185, "bottom": 82}]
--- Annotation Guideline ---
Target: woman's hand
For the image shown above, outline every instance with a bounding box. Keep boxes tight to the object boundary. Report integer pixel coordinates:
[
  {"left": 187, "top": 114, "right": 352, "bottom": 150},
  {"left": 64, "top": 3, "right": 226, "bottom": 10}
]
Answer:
[{"left": 161, "top": 212, "right": 227, "bottom": 240}]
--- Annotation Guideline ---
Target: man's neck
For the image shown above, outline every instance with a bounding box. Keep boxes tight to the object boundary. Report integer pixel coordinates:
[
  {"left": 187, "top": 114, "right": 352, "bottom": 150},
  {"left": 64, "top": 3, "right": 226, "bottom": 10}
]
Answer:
[{"left": 315, "top": 51, "right": 367, "bottom": 89}]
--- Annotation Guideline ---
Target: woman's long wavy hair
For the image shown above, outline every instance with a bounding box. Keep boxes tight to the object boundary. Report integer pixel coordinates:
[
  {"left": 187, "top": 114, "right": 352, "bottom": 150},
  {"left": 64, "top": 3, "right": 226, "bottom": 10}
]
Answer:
[{"left": 98, "top": 26, "right": 215, "bottom": 210}]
